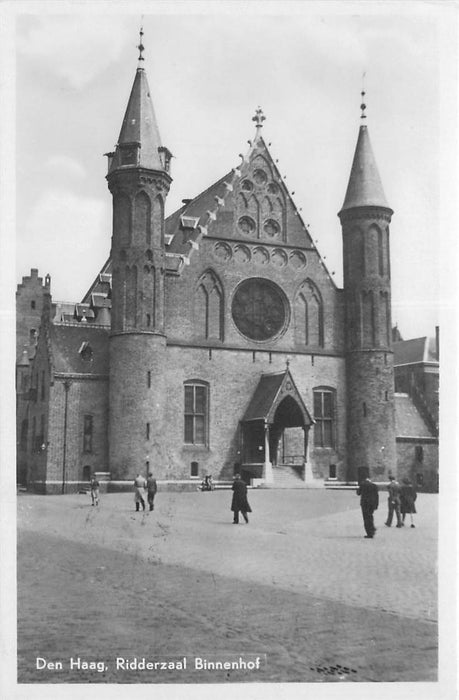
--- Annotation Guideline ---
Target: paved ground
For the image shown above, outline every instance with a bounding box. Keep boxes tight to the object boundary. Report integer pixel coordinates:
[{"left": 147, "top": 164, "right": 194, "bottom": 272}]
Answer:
[{"left": 15, "top": 488, "right": 439, "bottom": 691}]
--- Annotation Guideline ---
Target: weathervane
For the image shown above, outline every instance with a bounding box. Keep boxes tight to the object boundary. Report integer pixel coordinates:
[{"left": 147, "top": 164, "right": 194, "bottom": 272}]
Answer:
[
  {"left": 137, "top": 26, "right": 145, "bottom": 63},
  {"left": 360, "top": 72, "right": 367, "bottom": 120},
  {"left": 252, "top": 106, "right": 266, "bottom": 132}
]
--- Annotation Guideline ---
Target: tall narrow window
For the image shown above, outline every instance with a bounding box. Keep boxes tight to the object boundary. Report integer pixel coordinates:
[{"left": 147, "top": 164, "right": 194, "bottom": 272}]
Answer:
[
  {"left": 147, "top": 371, "right": 151, "bottom": 388},
  {"left": 195, "top": 270, "right": 224, "bottom": 340},
  {"left": 146, "top": 423, "right": 150, "bottom": 441},
  {"left": 184, "top": 382, "right": 209, "bottom": 446},
  {"left": 41, "top": 370, "right": 45, "bottom": 401},
  {"left": 83, "top": 415, "right": 93, "bottom": 453},
  {"left": 378, "top": 227, "right": 384, "bottom": 276},
  {"left": 313, "top": 389, "right": 335, "bottom": 448}
]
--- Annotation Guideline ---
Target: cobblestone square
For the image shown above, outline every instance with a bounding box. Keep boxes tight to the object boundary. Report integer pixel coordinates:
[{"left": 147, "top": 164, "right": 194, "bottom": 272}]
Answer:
[{"left": 14, "top": 488, "right": 442, "bottom": 695}]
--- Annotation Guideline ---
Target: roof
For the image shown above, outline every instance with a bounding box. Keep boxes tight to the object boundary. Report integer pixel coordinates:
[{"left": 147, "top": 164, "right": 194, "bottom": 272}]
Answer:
[
  {"left": 243, "top": 373, "right": 285, "bottom": 421},
  {"left": 395, "top": 394, "right": 434, "bottom": 438},
  {"left": 49, "top": 324, "right": 109, "bottom": 376},
  {"left": 166, "top": 172, "right": 233, "bottom": 255},
  {"left": 109, "top": 67, "right": 165, "bottom": 172},
  {"left": 340, "top": 125, "right": 390, "bottom": 212},
  {"left": 242, "top": 370, "right": 313, "bottom": 426},
  {"left": 393, "top": 336, "right": 438, "bottom": 366}
]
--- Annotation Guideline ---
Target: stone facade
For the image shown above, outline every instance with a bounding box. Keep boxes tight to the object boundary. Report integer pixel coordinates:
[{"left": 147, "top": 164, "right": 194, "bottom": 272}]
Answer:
[{"left": 16, "top": 54, "right": 438, "bottom": 493}]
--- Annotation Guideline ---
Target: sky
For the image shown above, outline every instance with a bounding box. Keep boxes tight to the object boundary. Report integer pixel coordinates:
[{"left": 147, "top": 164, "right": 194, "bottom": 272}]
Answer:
[{"left": 9, "top": 1, "right": 458, "bottom": 341}]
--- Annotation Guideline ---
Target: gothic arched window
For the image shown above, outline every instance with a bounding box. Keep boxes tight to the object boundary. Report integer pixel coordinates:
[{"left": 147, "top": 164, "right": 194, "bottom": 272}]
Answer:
[
  {"left": 294, "top": 279, "right": 324, "bottom": 347},
  {"left": 195, "top": 270, "right": 224, "bottom": 340}
]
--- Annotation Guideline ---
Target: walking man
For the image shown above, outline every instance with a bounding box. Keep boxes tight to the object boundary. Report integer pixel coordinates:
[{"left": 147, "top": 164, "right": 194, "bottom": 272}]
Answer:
[
  {"left": 231, "top": 474, "right": 252, "bottom": 524},
  {"left": 146, "top": 472, "right": 157, "bottom": 511},
  {"left": 385, "top": 475, "right": 403, "bottom": 527},
  {"left": 356, "top": 475, "right": 379, "bottom": 538},
  {"left": 90, "top": 475, "right": 99, "bottom": 506},
  {"left": 134, "top": 473, "right": 146, "bottom": 512}
]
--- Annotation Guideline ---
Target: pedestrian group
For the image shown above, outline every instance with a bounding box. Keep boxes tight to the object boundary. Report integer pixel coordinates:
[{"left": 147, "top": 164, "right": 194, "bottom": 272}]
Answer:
[
  {"left": 133, "top": 472, "right": 157, "bottom": 512},
  {"left": 357, "top": 473, "right": 417, "bottom": 538}
]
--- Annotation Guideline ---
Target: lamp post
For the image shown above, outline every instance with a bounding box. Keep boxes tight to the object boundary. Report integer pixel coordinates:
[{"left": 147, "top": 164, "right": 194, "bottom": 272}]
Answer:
[{"left": 61, "top": 380, "right": 71, "bottom": 494}]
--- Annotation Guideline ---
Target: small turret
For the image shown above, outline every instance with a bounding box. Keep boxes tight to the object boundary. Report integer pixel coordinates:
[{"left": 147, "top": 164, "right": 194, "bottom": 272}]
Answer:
[
  {"left": 339, "top": 93, "right": 396, "bottom": 481},
  {"left": 107, "top": 30, "right": 170, "bottom": 480}
]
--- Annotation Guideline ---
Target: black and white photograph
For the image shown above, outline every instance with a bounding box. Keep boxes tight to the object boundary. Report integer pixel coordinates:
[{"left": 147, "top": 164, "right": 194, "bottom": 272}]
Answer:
[{"left": 1, "top": 1, "right": 457, "bottom": 699}]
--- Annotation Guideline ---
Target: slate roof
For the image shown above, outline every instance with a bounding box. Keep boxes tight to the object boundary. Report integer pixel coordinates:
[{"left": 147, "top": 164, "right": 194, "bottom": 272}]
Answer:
[
  {"left": 49, "top": 324, "right": 109, "bottom": 375},
  {"left": 395, "top": 393, "right": 433, "bottom": 438},
  {"left": 242, "top": 370, "right": 313, "bottom": 426},
  {"left": 109, "top": 67, "right": 165, "bottom": 173},
  {"left": 393, "top": 337, "right": 438, "bottom": 366},
  {"left": 243, "top": 373, "right": 285, "bottom": 421},
  {"left": 166, "top": 173, "right": 233, "bottom": 255},
  {"left": 340, "top": 125, "right": 390, "bottom": 212}
]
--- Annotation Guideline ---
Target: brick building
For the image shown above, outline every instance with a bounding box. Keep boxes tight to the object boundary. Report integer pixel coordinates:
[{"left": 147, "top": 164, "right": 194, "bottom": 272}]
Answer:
[
  {"left": 16, "top": 43, "right": 438, "bottom": 493},
  {"left": 393, "top": 330, "right": 439, "bottom": 492}
]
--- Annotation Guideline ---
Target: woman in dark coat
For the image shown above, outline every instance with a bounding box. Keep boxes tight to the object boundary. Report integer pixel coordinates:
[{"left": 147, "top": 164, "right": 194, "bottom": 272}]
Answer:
[
  {"left": 231, "top": 474, "right": 252, "bottom": 524},
  {"left": 400, "top": 477, "right": 417, "bottom": 528}
]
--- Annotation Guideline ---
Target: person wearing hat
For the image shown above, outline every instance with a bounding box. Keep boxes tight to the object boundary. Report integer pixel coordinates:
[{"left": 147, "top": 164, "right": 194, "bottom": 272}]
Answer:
[
  {"left": 231, "top": 474, "right": 252, "bottom": 524},
  {"left": 400, "top": 477, "right": 417, "bottom": 527},
  {"left": 356, "top": 475, "right": 379, "bottom": 538}
]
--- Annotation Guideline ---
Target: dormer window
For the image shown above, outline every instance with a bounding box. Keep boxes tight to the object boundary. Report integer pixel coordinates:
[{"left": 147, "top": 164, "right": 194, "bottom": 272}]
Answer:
[
  {"left": 158, "top": 146, "right": 173, "bottom": 174},
  {"left": 79, "top": 342, "right": 93, "bottom": 362},
  {"left": 119, "top": 142, "right": 140, "bottom": 166},
  {"left": 180, "top": 215, "right": 200, "bottom": 230}
]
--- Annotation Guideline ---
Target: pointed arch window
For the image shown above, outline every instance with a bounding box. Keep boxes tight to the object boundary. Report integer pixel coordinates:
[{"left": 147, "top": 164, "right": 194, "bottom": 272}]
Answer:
[
  {"left": 195, "top": 270, "right": 224, "bottom": 341},
  {"left": 184, "top": 380, "right": 209, "bottom": 446},
  {"left": 294, "top": 280, "right": 324, "bottom": 347}
]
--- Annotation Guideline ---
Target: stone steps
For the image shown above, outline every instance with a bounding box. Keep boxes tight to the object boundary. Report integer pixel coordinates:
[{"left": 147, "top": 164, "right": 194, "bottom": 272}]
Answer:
[{"left": 267, "top": 466, "right": 311, "bottom": 489}]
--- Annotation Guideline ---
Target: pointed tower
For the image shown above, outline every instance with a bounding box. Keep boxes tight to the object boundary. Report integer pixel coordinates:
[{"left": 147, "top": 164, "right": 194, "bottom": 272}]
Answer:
[
  {"left": 338, "top": 96, "right": 396, "bottom": 482},
  {"left": 106, "top": 31, "right": 173, "bottom": 479}
]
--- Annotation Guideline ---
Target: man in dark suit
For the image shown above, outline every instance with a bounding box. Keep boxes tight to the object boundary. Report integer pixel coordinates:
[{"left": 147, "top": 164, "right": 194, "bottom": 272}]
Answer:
[{"left": 356, "top": 476, "right": 379, "bottom": 538}]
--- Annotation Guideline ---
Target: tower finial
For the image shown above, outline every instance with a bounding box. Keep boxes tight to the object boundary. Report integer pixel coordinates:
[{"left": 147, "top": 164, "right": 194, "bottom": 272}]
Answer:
[
  {"left": 137, "top": 26, "right": 145, "bottom": 63},
  {"left": 360, "top": 72, "right": 367, "bottom": 120},
  {"left": 252, "top": 106, "right": 266, "bottom": 134}
]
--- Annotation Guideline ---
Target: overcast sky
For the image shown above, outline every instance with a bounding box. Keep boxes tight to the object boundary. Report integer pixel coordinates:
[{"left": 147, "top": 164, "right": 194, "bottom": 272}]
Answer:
[{"left": 10, "top": 2, "right": 458, "bottom": 341}]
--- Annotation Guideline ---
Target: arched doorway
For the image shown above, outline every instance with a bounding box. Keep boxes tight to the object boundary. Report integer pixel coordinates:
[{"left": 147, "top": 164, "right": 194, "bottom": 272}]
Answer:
[
  {"left": 240, "top": 369, "right": 313, "bottom": 483},
  {"left": 270, "top": 395, "right": 307, "bottom": 468}
]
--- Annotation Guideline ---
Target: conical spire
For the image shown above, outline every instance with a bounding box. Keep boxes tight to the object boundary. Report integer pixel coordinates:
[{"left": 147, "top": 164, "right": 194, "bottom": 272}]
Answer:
[
  {"left": 340, "top": 124, "right": 390, "bottom": 213},
  {"left": 108, "top": 32, "right": 167, "bottom": 173}
]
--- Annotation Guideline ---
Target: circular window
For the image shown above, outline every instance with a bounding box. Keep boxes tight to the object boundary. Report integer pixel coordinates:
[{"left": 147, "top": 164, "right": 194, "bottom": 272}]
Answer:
[
  {"left": 232, "top": 278, "right": 288, "bottom": 341},
  {"left": 241, "top": 179, "right": 253, "bottom": 192},
  {"left": 264, "top": 219, "right": 281, "bottom": 237},
  {"left": 238, "top": 216, "right": 256, "bottom": 235},
  {"left": 268, "top": 182, "right": 279, "bottom": 194},
  {"left": 253, "top": 169, "right": 268, "bottom": 185}
]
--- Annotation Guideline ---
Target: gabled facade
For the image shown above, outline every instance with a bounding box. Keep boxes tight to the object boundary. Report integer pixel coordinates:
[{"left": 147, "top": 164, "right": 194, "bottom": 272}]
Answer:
[{"left": 16, "top": 40, "right": 437, "bottom": 493}]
